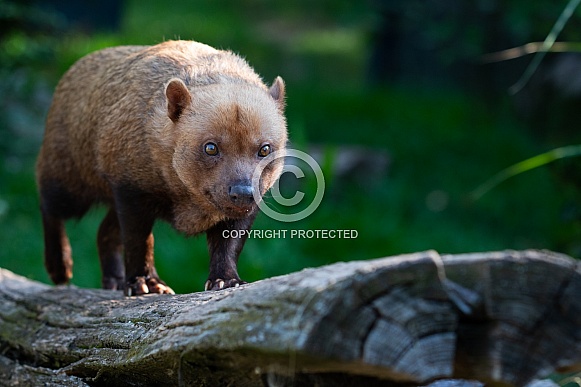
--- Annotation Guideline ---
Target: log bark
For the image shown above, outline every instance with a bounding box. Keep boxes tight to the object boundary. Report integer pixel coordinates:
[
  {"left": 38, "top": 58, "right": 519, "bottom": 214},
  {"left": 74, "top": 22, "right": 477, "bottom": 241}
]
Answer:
[{"left": 1, "top": 250, "right": 580, "bottom": 386}]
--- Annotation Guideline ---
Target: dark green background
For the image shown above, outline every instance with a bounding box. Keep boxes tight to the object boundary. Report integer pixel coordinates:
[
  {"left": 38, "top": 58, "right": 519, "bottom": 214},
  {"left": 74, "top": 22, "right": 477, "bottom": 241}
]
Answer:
[{"left": 2, "top": 0, "right": 581, "bottom": 293}]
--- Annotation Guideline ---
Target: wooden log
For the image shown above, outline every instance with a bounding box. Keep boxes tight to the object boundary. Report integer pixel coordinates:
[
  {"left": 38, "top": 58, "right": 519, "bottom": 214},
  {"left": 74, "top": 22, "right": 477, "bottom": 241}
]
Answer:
[{"left": 0, "top": 250, "right": 580, "bottom": 386}]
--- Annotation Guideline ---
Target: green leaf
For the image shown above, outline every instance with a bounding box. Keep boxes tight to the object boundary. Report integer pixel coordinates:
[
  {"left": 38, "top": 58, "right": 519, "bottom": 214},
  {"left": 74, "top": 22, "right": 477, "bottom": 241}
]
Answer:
[{"left": 470, "top": 145, "right": 581, "bottom": 201}]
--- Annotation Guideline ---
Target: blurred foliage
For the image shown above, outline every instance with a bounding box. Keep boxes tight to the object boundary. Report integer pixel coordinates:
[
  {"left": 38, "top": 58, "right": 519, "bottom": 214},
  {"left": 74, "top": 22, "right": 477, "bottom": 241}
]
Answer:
[{"left": 1, "top": 0, "right": 581, "bottom": 295}]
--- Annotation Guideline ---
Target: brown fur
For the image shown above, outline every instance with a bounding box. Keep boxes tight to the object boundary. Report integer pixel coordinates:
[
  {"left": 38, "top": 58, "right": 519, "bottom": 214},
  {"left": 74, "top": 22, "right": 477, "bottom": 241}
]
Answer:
[{"left": 36, "top": 40, "right": 287, "bottom": 295}]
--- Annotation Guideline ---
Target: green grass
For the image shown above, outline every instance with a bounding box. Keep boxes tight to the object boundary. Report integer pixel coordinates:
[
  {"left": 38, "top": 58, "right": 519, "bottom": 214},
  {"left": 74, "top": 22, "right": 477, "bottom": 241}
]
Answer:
[{"left": 0, "top": 0, "right": 578, "bottom": 294}]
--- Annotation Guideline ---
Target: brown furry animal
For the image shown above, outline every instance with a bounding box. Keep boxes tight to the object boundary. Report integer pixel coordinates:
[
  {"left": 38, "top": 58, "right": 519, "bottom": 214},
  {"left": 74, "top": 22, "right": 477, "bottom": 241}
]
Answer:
[{"left": 36, "top": 40, "right": 287, "bottom": 295}]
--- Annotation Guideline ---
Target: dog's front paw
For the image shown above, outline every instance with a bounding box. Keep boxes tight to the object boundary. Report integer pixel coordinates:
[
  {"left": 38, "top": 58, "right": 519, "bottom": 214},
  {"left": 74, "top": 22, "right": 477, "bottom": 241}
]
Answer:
[
  {"left": 204, "top": 278, "right": 246, "bottom": 291},
  {"left": 125, "top": 276, "right": 175, "bottom": 296}
]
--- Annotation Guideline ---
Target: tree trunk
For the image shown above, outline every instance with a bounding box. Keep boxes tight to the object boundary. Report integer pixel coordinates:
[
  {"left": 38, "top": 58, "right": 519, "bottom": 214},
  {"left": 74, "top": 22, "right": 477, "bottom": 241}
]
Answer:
[{"left": 1, "top": 250, "right": 580, "bottom": 386}]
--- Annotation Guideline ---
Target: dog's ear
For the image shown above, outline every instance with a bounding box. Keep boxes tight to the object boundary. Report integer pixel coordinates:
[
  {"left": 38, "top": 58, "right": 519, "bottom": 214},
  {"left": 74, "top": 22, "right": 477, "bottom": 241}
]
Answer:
[
  {"left": 269, "top": 76, "right": 285, "bottom": 112},
  {"left": 166, "top": 78, "right": 192, "bottom": 123}
]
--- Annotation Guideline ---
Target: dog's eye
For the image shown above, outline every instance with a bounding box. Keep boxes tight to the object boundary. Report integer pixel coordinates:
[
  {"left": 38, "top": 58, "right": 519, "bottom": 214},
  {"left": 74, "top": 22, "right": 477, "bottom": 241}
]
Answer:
[
  {"left": 204, "top": 142, "right": 218, "bottom": 156},
  {"left": 258, "top": 144, "right": 271, "bottom": 157}
]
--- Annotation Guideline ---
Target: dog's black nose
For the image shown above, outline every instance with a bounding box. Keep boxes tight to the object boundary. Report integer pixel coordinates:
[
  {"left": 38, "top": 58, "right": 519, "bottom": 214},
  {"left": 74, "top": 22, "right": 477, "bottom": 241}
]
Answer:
[{"left": 229, "top": 184, "right": 254, "bottom": 206}]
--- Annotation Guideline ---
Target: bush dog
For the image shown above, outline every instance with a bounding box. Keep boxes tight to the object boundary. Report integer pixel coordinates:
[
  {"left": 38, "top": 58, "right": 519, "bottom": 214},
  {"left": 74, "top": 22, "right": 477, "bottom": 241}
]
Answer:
[{"left": 36, "top": 40, "right": 287, "bottom": 295}]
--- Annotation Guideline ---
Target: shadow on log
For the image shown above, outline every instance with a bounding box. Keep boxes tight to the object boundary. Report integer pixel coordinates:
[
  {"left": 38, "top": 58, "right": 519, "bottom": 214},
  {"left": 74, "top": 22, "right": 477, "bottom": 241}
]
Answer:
[{"left": 1, "top": 250, "right": 580, "bottom": 386}]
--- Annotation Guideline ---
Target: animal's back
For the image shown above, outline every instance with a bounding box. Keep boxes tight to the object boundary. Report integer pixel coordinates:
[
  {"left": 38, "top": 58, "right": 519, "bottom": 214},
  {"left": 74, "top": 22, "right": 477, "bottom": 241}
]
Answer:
[{"left": 38, "top": 45, "right": 146, "bottom": 201}]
